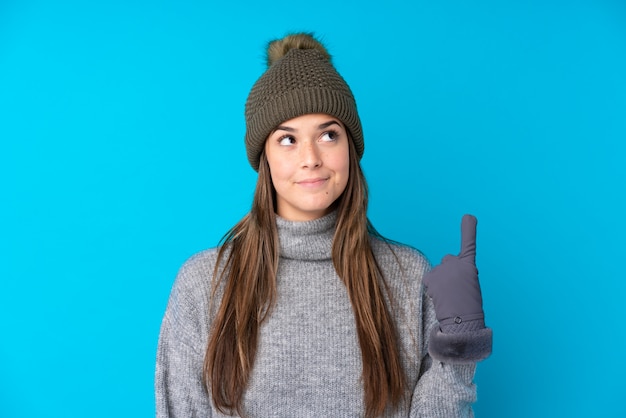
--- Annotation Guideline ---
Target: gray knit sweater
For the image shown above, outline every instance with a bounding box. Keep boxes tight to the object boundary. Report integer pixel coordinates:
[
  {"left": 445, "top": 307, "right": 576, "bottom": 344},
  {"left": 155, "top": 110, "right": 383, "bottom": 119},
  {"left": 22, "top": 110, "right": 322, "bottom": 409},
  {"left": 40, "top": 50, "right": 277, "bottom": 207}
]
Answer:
[{"left": 156, "top": 212, "right": 477, "bottom": 417}]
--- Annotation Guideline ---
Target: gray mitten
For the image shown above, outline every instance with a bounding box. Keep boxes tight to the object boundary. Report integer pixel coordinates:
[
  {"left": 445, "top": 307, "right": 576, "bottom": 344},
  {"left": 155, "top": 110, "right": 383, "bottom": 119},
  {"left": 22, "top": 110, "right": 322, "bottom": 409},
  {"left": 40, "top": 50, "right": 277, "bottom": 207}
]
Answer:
[{"left": 423, "top": 215, "right": 492, "bottom": 363}]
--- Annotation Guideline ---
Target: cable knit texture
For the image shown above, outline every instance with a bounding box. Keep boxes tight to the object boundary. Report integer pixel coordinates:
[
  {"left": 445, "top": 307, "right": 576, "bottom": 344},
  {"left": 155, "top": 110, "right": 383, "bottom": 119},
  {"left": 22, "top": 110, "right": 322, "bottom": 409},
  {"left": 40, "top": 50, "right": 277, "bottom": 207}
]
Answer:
[{"left": 156, "top": 212, "right": 478, "bottom": 417}]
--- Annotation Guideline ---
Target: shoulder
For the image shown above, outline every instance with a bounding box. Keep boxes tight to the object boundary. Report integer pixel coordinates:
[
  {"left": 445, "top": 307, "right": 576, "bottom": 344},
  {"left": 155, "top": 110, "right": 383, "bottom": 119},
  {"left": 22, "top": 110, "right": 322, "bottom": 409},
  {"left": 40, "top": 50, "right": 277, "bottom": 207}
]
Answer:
[
  {"left": 370, "top": 236, "right": 431, "bottom": 277},
  {"left": 168, "top": 247, "right": 222, "bottom": 312},
  {"left": 163, "top": 247, "right": 223, "bottom": 341},
  {"left": 158, "top": 248, "right": 221, "bottom": 352},
  {"left": 177, "top": 247, "right": 221, "bottom": 282}
]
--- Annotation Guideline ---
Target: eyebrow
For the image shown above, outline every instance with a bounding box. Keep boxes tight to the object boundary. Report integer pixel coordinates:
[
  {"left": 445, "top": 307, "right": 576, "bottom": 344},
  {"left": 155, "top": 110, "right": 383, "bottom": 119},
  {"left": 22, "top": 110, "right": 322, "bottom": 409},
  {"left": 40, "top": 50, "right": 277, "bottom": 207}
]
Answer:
[{"left": 274, "top": 120, "right": 341, "bottom": 133}]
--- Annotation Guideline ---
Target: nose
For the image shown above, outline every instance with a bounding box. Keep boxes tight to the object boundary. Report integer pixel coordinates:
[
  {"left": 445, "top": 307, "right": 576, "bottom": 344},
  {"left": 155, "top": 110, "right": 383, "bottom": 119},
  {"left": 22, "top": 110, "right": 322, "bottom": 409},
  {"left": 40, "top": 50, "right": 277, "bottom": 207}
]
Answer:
[{"left": 300, "top": 141, "right": 322, "bottom": 168}]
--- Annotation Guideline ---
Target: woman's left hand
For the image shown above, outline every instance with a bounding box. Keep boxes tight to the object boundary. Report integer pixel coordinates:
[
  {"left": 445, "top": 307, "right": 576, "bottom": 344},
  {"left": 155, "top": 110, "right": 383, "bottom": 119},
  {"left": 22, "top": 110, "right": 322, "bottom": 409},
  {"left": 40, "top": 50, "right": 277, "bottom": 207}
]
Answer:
[{"left": 423, "top": 215, "right": 486, "bottom": 333}]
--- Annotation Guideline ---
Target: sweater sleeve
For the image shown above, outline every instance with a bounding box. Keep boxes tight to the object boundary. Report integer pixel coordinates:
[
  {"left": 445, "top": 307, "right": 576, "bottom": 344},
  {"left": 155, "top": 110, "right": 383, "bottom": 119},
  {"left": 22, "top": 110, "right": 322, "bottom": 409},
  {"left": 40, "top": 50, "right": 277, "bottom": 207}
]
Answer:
[
  {"left": 409, "top": 286, "right": 477, "bottom": 417},
  {"left": 155, "top": 253, "right": 214, "bottom": 418}
]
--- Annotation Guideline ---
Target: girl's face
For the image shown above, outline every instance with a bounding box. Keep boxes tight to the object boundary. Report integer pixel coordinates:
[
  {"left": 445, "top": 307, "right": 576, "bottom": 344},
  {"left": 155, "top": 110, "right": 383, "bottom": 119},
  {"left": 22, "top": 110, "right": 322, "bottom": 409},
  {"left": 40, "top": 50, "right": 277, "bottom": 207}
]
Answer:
[{"left": 264, "top": 113, "right": 350, "bottom": 221}]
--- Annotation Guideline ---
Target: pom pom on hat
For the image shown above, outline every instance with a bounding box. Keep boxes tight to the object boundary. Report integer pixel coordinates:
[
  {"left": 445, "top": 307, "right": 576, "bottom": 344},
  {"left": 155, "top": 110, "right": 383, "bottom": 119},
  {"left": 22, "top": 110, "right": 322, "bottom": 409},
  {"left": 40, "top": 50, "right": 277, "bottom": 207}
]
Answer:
[
  {"left": 244, "top": 33, "right": 364, "bottom": 171},
  {"left": 266, "top": 33, "right": 331, "bottom": 67}
]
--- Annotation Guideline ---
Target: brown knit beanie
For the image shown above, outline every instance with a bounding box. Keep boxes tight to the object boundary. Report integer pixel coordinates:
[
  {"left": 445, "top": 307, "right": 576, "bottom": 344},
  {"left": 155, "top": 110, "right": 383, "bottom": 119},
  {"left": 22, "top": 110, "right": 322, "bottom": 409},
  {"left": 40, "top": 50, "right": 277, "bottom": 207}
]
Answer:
[{"left": 244, "top": 33, "right": 364, "bottom": 171}]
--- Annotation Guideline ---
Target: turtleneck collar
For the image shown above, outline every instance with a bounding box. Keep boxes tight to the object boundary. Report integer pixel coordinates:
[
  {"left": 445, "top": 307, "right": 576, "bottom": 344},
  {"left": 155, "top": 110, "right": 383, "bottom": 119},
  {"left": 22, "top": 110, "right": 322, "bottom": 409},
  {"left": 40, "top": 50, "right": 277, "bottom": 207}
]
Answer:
[{"left": 275, "top": 211, "right": 337, "bottom": 261}]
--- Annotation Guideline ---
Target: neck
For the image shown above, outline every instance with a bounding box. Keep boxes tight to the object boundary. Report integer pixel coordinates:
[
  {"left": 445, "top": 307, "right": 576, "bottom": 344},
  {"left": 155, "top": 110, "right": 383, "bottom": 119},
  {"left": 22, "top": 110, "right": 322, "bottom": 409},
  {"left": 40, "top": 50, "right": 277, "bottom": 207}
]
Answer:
[{"left": 275, "top": 211, "right": 336, "bottom": 261}]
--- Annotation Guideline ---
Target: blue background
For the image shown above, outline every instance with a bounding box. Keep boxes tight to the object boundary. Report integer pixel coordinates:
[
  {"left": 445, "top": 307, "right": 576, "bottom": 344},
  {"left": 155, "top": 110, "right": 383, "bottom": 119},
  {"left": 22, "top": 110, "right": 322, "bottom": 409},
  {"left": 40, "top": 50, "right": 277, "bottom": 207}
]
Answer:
[{"left": 2, "top": 0, "right": 625, "bottom": 417}]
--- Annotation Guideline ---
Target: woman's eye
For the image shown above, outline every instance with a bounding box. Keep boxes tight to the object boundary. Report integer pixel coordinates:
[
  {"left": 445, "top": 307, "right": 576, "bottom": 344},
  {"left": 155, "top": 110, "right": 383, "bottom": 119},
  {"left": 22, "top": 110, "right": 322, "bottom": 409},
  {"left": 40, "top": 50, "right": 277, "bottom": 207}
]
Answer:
[
  {"left": 321, "top": 131, "right": 338, "bottom": 142},
  {"left": 278, "top": 136, "right": 295, "bottom": 146}
]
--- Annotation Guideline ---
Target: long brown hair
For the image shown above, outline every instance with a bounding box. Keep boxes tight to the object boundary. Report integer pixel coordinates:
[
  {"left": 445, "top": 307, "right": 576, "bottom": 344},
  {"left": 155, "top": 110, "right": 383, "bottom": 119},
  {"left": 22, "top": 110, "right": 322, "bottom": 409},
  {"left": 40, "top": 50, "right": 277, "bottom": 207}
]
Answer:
[{"left": 204, "top": 138, "right": 405, "bottom": 417}]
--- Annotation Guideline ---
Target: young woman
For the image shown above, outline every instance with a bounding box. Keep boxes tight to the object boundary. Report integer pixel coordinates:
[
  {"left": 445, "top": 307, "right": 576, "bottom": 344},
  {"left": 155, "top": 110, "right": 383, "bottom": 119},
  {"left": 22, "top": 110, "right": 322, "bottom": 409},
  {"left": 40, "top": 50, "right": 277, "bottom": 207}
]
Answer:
[{"left": 156, "top": 33, "right": 492, "bottom": 417}]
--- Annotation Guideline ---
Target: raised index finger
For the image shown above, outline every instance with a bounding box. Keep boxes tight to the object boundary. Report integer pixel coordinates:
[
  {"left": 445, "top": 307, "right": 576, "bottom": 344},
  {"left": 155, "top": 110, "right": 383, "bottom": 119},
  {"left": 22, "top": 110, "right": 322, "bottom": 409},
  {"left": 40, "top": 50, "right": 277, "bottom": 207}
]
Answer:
[{"left": 458, "top": 214, "right": 477, "bottom": 263}]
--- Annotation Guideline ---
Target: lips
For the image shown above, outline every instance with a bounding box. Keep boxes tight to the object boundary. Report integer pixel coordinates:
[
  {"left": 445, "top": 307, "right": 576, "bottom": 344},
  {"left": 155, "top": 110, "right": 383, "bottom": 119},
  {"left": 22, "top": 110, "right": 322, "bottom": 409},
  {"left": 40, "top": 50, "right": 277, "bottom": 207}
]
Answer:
[{"left": 296, "top": 177, "right": 329, "bottom": 187}]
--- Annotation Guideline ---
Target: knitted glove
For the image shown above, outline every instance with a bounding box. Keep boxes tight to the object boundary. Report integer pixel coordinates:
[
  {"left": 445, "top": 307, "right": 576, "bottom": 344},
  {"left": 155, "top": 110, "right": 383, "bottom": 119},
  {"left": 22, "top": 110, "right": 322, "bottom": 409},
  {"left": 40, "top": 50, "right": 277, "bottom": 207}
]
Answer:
[{"left": 423, "top": 215, "right": 492, "bottom": 363}]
